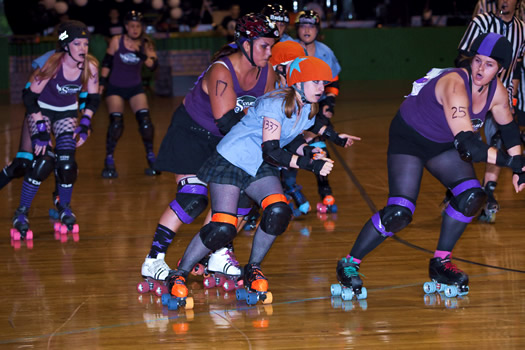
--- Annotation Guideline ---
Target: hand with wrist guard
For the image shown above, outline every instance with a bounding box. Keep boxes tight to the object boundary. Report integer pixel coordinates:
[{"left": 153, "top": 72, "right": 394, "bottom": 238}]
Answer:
[
  {"left": 296, "top": 155, "right": 333, "bottom": 175},
  {"left": 73, "top": 115, "right": 92, "bottom": 146},
  {"left": 496, "top": 152, "right": 525, "bottom": 173},
  {"left": 31, "top": 120, "right": 51, "bottom": 155},
  {"left": 303, "top": 145, "right": 327, "bottom": 160},
  {"left": 323, "top": 126, "right": 360, "bottom": 148}
]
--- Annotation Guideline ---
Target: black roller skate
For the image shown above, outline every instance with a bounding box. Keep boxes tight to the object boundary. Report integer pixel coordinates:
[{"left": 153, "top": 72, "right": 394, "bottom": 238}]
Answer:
[
  {"left": 162, "top": 269, "right": 194, "bottom": 311},
  {"left": 236, "top": 263, "right": 273, "bottom": 305},
  {"left": 53, "top": 204, "right": 79, "bottom": 236},
  {"left": 423, "top": 255, "right": 469, "bottom": 298},
  {"left": 478, "top": 181, "right": 498, "bottom": 223},
  {"left": 144, "top": 152, "right": 160, "bottom": 176},
  {"left": 284, "top": 184, "right": 311, "bottom": 217},
  {"left": 331, "top": 257, "right": 367, "bottom": 300},
  {"left": 101, "top": 155, "right": 118, "bottom": 178},
  {"left": 11, "top": 206, "right": 34, "bottom": 242}
]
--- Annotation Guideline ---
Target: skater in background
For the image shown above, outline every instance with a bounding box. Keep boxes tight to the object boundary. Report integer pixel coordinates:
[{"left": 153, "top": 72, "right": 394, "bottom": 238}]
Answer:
[
  {"left": 167, "top": 56, "right": 357, "bottom": 301},
  {"left": 334, "top": 33, "right": 525, "bottom": 299},
  {"left": 99, "top": 10, "right": 159, "bottom": 178},
  {"left": 11, "top": 20, "right": 99, "bottom": 239},
  {"left": 261, "top": 3, "right": 293, "bottom": 42},
  {"left": 140, "top": 13, "right": 279, "bottom": 283}
]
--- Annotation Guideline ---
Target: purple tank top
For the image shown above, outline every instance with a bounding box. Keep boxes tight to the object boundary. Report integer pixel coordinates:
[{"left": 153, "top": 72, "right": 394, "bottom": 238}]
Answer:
[
  {"left": 184, "top": 56, "right": 269, "bottom": 137},
  {"left": 400, "top": 68, "right": 497, "bottom": 143},
  {"left": 109, "top": 35, "right": 142, "bottom": 88},
  {"left": 38, "top": 65, "right": 82, "bottom": 110}
]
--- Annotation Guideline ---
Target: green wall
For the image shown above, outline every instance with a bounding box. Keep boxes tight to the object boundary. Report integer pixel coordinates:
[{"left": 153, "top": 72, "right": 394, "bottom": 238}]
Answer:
[{"left": 1, "top": 26, "right": 467, "bottom": 92}]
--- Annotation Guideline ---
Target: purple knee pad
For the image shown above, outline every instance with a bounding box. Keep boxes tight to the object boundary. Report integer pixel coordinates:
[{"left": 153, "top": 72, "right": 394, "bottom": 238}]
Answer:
[
  {"left": 444, "top": 179, "right": 483, "bottom": 223},
  {"left": 169, "top": 178, "right": 208, "bottom": 224},
  {"left": 372, "top": 197, "right": 416, "bottom": 237}
]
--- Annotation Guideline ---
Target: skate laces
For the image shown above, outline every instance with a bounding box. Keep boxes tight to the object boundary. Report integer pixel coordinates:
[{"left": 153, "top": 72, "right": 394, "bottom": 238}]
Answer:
[
  {"left": 342, "top": 257, "right": 365, "bottom": 278},
  {"left": 442, "top": 258, "right": 462, "bottom": 273},
  {"left": 225, "top": 249, "right": 240, "bottom": 267},
  {"left": 247, "top": 265, "right": 268, "bottom": 292}
]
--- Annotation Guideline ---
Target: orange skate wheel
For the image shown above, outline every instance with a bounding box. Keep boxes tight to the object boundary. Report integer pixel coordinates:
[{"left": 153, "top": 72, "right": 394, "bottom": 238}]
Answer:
[
  {"left": 262, "top": 291, "right": 273, "bottom": 304},
  {"left": 184, "top": 297, "right": 194, "bottom": 310},
  {"left": 323, "top": 195, "right": 335, "bottom": 206}
]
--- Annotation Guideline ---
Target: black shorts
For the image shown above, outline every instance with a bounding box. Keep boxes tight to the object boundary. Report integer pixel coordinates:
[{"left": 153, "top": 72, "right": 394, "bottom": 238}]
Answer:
[
  {"left": 105, "top": 83, "right": 144, "bottom": 100},
  {"left": 516, "top": 109, "right": 525, "bottom": 127},
  {"left": 40, "top": 108, "right": 78, "bottom": 124},
  {"left": 388, "top": 111, "right": 454, "bottom": 163},
  {"left": 154, "top": 104, "right": 222, "bottom": 174},
  {"left": 197, "top": 151, "right": 280, "bottom": 191}
]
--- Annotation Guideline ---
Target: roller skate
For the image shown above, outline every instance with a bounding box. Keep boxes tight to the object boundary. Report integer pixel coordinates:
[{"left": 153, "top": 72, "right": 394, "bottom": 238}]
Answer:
[
  {"left": 478, "top": 181, "right": 498, "bottom": 223},
  {"left": 162, "top": 269, "right": 194, "bottom": 311},
  {"left": 284, "top": 184, "right": 311, "bottom": 217},
  {"left": 203, "top": 247, "right": 243, "bottom": 292},
  {"left": 423, "top": 291, "right": 469, "bottom": 309},
  {"left": 137, "top": 253, "right": 170, "bottom": 297},
  {"left": 236, "top": 263, "right": 273, "bottom": 305},
  {"left": 243, "top": 206, "right": 260, "bottom": 231},
  {"left": 423, "top": 255, "right": 469, "bottom": 298},
  {"left": 330, "top": 256, "right": 367, "bottom": 300},
  {"left": 53, "top": 203, "right": 80, "bottom": 238},
  {"left": 11, "top": 206, "right": 34, "bottom": 245},
  {"left": 101, "top": 155, "right": 118, "bottom": 178},
  {"left": 317, "top": 195, "right": 338, "bottom": 214},
  {"left": 144, "top": 152, "right": 160, "bottom": 176}
]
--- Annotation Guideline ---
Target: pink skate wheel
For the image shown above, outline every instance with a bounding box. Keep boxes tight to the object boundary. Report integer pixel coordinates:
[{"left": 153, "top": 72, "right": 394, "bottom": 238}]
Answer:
[
  {"left": 27, "top": 240, "right": 34, "bottom": 249},
  {"left": 235, "top": 280, "right": 244, "bottom": 289},
  {"left": 26, "top": 230, "right": 34, "bottom": 240},
  {"left": 10, "top": 228, "right": 15, "bottom": 238},
  {"left": 72, "top": 224, "right": 79, "bottom": 234},
  {"left": 11, "top": 239, "right": 21, "bottom": 250},
  {"left": 54, "top": 222, "right": 61, "bottom": 232},
  {"left": 137, "top": 281, "right": 150, "bottom": 294},
  {"left": 316, "top": 203, "right": 327, "bottom": 213},
  {"left": 12, "top": 231, "right": 21, "bottom": 241},
  {"left": 72, "top": 233, "right": 80, "bottom": 242},
  {"left": 203, "top": 276, "right": 216, "bottom": 289},
  {"left": 60, "top": 234, "right": 67, "bottom": 243},
  {"left": 155, "top": 284, "right": 168, "bottom": 297},
  {"left": 223, "top": 280, "right": 236, "bottom": 292},
  {"left": 60, "top": 224, "right": 68, "bottom": 235}
]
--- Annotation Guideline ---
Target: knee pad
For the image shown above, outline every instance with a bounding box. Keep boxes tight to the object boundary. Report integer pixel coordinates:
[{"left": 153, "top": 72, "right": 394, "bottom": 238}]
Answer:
[
  {"left": 26, "top": 150, "right": 55, "bottom": 184},
  {"left": 108, "top": 113, "right": 124, "bottom": 140},
  {"left": 5, "top": 152, "right": 33, "bottom": 178},
  {"left": 136, "top": 109, "right": 154, "bottom": 142},
  {"left": 445, "top": 178, "right": 486, "bottom": 223},
  {"left": 169, "top": 177, "right": 208, "bottom": 224},
  {"left": 259, "top": 194, "right": 293, "bottom": 236},
  {"left": 55, "top": 150, "right": 78, "bottom": 185},
  {"left": 372, "top": 197, "right": 415, "bottom": 237},
  {"left": 199, "top": 213, "right": 237, "bottom": 250}
]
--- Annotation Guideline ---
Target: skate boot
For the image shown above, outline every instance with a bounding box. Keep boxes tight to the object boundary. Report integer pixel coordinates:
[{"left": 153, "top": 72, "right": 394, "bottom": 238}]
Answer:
[
  {"left": 162, "top": 269, "right": 193, "bottom": 310},
  {"left": 204, "top": 247, "right": 243, "bottom": 292},
  {"left": 101, "top": 155, "right": 118, "bottom": 178},
  {"left": 285, "top": 184, "right": 310, "bottom": 216},
  {"left": 331, "top": 256, "right": 367, "bottom": 300},
  {"left": 54, "top": 204, "right": 79, "bottom": 235},
  {"left": 478, "top": 181, "right": 498, "bottom": 223},
  {"left": 236, "top": 263, "right": 273, "bottom": 305},
  {"left": 137, "top": 253, "right": 170, "bottom": 296},
  {"left": 144, "top": 152, "right": 160, "bottom": 176},
  {"left": 317, "top": 195, "right": 338, "bottom": 213},
  {"left": 423, "top": 255, "right": 469, "bottom": 298},
  {"left": 11, "top": 206, "right": 33, "bottom": 241}
]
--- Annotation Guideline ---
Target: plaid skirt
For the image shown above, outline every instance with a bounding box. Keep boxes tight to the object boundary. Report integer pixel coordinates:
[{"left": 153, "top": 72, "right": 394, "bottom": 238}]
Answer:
[{"left": 197, "top": 150, "right": 279, "bottom": 190}]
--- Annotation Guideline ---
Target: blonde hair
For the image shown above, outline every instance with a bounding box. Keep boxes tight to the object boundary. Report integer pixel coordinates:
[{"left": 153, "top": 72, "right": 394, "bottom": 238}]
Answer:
[
  {"left": 36, "top": 52, "right": 99, "bottom": 88},
  {"left": 269, "top": 87, "right": 318, "bottom": 120}
]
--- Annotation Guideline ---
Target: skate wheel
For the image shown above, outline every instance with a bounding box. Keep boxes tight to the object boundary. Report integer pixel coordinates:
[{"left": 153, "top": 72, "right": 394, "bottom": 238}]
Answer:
[
  {"left": 423, "top": 281, "right": 436, "bottom": 294},
  {"left": 60, "top": 224, "right": 68, "bottom": 235},
  {"left": 26, "top": 240, "right": 34, "bottom": 249},
  {"left": 223, "top": 280, "right": 236, "bottom": 292},
  {"left": 330, "top": 283, "right": 342, "bottom": 296},
  {"left": 341, "top": 301, "right": 354, "bottom": 311},
  {"left": 185, "top": 309, "right": 195, "bottom": 321},
  {"left": 357, "top": 287, "right": 367, "bottom": 300},
  {"left": 330, "top": 296, "right": 342, "bottom": 309},
  {"left": 10, "top": 228, "right": 15, "bottom": 238},
  {"left": 49, "top": 208, "right": 59, "bottom": 220},
  {"left": 436, "top": 283, "right": 446, "bottom": 293},
  {"left": 235, "top": 279, "right": 244, "bottom": 289},
  {"left": 316, "top": 203, "right": 327, "bottom": 213},
  {"left": 184, "top": 297, "right": 194, "bottom": 310},
  {"left": 12, "top": 230, "right": 21, "bottom": 241},
  {"left": 330, "top": 204, "right": 338, "bottom": 213},
  {"left": 246, "top": 292, "right": 258, "bottom": 305},
  {"left": 54, "top": 222, "right": 61, "bottom": 232},
  {"left": 292, "top": 209, "right": 302, "bottom": 217},
  {"left": 323, "top": 195, "right": 335, "bottom": 206},
  {"left": 217, "top": 275, "right": 227, "bottom": 287},
  {"left": 167, "top": 298, "right": 181, "bottom": 311},
  {"left": 25, "top": 230, "right": 34, "bottom": 240},
  {"left": 341, "top": 287, "right": 354, "bottom": 301},
  {"left": 236, "top": 288, "right": 247, "bottom": 301},
  {"left": 444, "top": 285, "right": 458, "bottom": 298},
  {"left": 262, "top": 291, "right": 272, "bottom": 304},
  {"left": 193, "top": 263, "right": 205, "bottom": 275},
  {"left": 203, "top": 276, "right": 216, "bottom": 289},
  {"left": 161, "top": 293, "right": 171, "bottom": 306},
  {"left": 72, "top": 224, "right": 79, "bottom": 234},
  {"left": 137, "top": 281, "right": 150, "bottom": 294}
]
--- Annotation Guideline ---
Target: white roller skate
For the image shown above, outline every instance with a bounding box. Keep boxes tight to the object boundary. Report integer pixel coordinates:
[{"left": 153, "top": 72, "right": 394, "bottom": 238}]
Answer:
[
  {"left": 138, "top": 253, "right": 171, "bottom": 296},
  {"left": 204, "top": 247, "right": 243, "bottom": 292}
]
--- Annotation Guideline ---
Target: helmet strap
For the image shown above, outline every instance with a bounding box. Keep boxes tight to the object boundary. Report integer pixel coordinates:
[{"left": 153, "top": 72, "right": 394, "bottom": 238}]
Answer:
[
  {"left": 293, "top": 82, "right": 310, "bottom": 104},
  {"left": 238, "top": 39, "right": 257, "bottom": 67},
  {"left": 64, "top": 44, "right": 85, "bottom": 70}
]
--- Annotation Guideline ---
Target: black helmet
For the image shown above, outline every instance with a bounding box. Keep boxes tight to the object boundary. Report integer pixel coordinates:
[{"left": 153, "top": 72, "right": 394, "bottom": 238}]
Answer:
[
  {"left": 124, "top": 10, "right": 144, "bottom": 24},
  {"left": 58, "top": 20, "right": 89, "bottom": 51},
  {"left": 261, "top": 4, "right": 290, "bottom": 23},
  {"left": 469, "top": 32, "right": 512, "bottom": 69},
  {"left": 234, "top": 13, "right": 280, "bottom": 43},
  {"left": 295, "top": 10, "right": 321, "bottom": 27}
]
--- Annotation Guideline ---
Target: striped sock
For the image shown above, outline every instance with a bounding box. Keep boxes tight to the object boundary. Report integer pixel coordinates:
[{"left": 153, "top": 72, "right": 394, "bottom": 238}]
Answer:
[
  {"left": 20, "top": 180, "right": 40, "bottom": 208},
  {"left": 148, "top": 224, "right": 176, "bottom": 258}
]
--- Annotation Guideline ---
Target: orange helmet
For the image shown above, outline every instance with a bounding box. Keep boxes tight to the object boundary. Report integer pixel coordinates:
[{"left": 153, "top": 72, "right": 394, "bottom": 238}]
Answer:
[
  {"left": 269, "top": 41, "right": 306, "bottom": 68},
  {"left": 286, "top": 56, "right": 333, "bottom": 86}
]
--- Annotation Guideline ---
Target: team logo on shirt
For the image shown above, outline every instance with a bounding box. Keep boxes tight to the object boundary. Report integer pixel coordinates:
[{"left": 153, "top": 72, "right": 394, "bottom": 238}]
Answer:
[
  {"left": 120, "top": 52, "right": 141, "bottom": 65},
  {"left": 471, "top": 118, "right": 483, "bottom": 131},
  {"left": 235, "top": 95, "right": 257, "bottom": 113},
  {"left": 56, "top": 83, "right": 82, "bottom": 95}
]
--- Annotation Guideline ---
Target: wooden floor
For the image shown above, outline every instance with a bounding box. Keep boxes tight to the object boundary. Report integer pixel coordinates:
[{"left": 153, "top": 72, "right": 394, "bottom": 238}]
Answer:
[{"left": 1, "top": 81, "right": 525, "bottom": 349}]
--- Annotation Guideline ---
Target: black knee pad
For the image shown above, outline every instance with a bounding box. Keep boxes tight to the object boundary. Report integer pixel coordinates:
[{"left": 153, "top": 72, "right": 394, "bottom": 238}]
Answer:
[
  {"left": 449, "top": 179, "right": 486, "bottom": 217},
  {"left": 27, "top": 151, "right": 55, "bottom": 184},
  {"left": 108, "top": 113, "right": 124, "bottom": 140},
  {"left": 169, "top": 178, "right": 208, "bottom": 224},
  {"left": 199, "top": 221, "right": 237, "bottom": 251},
  {"left": 136, "top": 109, "right": 154, "bottom": 142},
  {"left": 5, "top": 154, "right": 33, "bottom": 179},
  {"left": 260, "top": 201, "right": 293, "bottom": 236},
  {"left": 379, "top": 205, "right": 413, "bottom": 233},
  {"left": 55, "top": 151, "right": 77, "bottom": 185}
]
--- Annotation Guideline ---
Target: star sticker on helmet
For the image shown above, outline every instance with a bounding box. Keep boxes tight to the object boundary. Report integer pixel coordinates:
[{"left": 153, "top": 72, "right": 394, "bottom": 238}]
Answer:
[{"left": 289, "top": 57, "right": 307, "bottom": 76}]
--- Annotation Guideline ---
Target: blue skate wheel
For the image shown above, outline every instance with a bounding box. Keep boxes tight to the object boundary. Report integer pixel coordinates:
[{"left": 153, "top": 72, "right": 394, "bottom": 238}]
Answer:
[
  {"left": 423, "top": 281, "right": 436, "bottom": 294},
  {"left": 246, "top": 292, "right": 258, "bottom": 305},
  {"left": 423, "top": 293, "right": 437, "bottom": 306},
  {"left": 330, "top": 283, "right": 342, "bottom": 296},
  {"left": 161, "top": 293, "right": 171, "bottom": 306},
  {"left": 236, "top": 288, "right": 247, "bottom": 301},
  {"left": 329, "top": 204, "right": 338, "bottom": 213},
  {"left": 341, "top": 287, "right": 354, "bottom": 301},
  {"left": 330, "top": 296, "right": 342, "bottom": 309},
  {"left": 167, "top": 298, "right": 181, "bottom": 310},
  {"left": 444, "top": 285, "right": 458, "bottom": 298},
  {"left": 341, "top": 301, "right": 354, "bottom": 311},
  {"left": 357, "top": 287, "right": 367, "bottom": 300},
  {"left": 298, "top": 202, "right": 310, "bottom": 215},
  {"left": 49, "top": 208, "right": 59, "bottom": 220},
  {"left": 357, "top": 300, "right": 368, "bottom": 310}
]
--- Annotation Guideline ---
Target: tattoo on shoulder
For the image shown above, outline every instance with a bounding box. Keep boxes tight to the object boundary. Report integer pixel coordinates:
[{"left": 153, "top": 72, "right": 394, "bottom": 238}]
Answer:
[
  {"left": 264, "top": 119, "right": 279, "bottom": 133},
  {"left": 451, "top": 106, "right": 467, "bottom": 119},
  {"left": 216, "top": 80, "right": 227, "bottom": 96}
]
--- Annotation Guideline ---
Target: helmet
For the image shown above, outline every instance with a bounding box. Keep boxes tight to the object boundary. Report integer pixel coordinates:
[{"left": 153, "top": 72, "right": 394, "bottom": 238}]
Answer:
[
  {"left": 124, "top": 10, "right": 144, "bottom": 23},
  {"left": 261, "top": 4, "right": 290, "bottom": 23},
  {"left": 287, "top": 56, "right": 333, "bottom": 86},
  {"left": 234, "top": 13, "right": 280, "bottom": 43},
  {"left": 269, "top": 41, "right": 305, "bottom": 67},
  {"left": 469, "top": 32, "right": 512, "bottom": 69},
  {"left": 295, "top": 10, "right": 321, "bottom": 27},
  {"left": 58, "top": 20, "right": 89, "bottom": 50}
]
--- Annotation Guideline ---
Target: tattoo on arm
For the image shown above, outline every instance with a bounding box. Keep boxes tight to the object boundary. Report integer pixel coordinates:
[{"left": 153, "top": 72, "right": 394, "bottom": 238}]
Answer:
[
  {"left": 451, "top": 106, "right": 467, "bottom": 118},
  {"left": 264, "top": 119, "right": 279, "bottom": 133},
  {"left": 215, "top": 80, "right": 227, "bottom": 96}
]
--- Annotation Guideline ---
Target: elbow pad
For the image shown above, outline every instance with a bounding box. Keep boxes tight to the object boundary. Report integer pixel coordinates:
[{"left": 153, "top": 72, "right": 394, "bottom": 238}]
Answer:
[
  {"left": 499, "top": 121, "right": 521, "bottom": 149},
  {"left": 215, "top": 109, "right": 244, "bottom": 135},
  {"left": 284, "top": 134, "right": 307, "bottom": 154},
  {"left": 22, "top": 89, "right": 41, "bottom": 114},
  {"left": 324, "top": 125, "right": 347, "bottom": 147},
  {"left": 261, "top": 140, "right": 292, "bottom": 167},
  {"left": 102, "top": 53, "right": 113, "bottom": 69},
  {"left": 85, "top": 93, "right": 101, "bottom": 113},
  {"left": 454, "top": 131, "right": 489, "bottom": 162}
]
